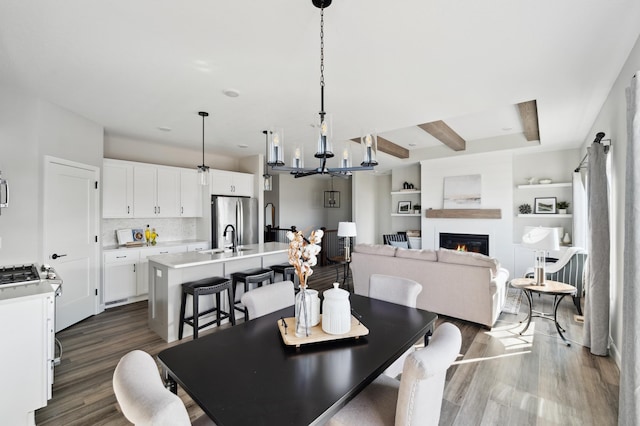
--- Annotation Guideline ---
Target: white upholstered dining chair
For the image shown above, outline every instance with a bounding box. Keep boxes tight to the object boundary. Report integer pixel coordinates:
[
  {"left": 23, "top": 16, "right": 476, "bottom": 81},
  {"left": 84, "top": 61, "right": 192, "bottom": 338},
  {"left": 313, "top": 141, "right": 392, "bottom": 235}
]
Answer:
[
  {"left": 240, "top": 280, "right": 295, "bottom": 320},
  {"left": 113, "top": 350, "right": 215, "bottom": 426},
  {"left": 327, "top": 322, "right": 462, "bottom": 426},
  {"left": 369, "top": 274, "right": 423, "bottom": 378}
]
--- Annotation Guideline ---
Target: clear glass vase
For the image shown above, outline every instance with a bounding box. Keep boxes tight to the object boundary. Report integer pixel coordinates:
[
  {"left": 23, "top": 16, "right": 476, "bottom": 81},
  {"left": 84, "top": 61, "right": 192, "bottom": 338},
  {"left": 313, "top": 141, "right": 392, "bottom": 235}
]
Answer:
[{"left": 295, "top": 287, "right": 312, "bottom": 337}]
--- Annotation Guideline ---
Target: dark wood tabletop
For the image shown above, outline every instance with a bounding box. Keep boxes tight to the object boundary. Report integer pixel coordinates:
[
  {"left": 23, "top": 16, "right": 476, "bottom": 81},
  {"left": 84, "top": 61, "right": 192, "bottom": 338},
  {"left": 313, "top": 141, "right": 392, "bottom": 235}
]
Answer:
[{"left": 157, "top": 294, "right": 437, "bottom": 426}]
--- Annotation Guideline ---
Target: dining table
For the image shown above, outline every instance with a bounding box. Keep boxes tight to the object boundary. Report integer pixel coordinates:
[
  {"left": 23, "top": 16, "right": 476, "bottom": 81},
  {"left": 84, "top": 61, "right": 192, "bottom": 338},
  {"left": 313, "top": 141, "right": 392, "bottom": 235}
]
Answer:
[{"left": 157, "top": 294, "right": 438, "bottom": 426}]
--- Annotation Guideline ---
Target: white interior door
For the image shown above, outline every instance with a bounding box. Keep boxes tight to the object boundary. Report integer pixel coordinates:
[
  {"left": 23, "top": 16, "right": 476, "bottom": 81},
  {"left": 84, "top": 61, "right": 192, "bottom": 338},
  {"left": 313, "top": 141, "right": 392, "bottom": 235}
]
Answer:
[{"left": 44, "top": 157, "right": 99, "bottom": 331}]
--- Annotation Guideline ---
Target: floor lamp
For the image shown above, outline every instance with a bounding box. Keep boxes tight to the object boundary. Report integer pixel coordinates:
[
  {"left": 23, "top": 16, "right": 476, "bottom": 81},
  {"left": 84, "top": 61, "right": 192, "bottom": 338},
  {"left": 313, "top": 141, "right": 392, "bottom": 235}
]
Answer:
[
  {"left": 522, "top": 226, "right": 560, "bottom": 285},
  {"left": 337, "top": 222, "right": 357, "bottom": 262}
]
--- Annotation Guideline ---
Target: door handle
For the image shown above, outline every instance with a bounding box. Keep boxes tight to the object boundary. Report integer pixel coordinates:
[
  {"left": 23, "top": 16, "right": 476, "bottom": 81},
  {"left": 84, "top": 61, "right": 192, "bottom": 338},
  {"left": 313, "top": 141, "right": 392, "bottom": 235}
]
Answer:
[{"left": 51, "top": 253, "right": 67, "bottom": 260}]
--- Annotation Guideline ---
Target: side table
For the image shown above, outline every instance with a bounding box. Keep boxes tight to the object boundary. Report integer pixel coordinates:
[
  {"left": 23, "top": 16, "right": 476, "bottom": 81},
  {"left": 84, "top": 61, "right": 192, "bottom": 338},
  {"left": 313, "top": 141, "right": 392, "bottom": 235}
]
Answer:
[
  {"left": 328, "top": 255, "right": 352, "bottom": 292},
  {"left": 510, "top": 278, "right": 577, "bottom": 346}
]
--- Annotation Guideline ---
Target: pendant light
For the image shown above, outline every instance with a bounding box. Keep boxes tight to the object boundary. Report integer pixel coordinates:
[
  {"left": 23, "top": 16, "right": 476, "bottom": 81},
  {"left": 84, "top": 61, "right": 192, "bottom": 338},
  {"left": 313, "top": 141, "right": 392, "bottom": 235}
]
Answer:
[
  {"left": 324, "top": 176, "right": 340, "bottom": 208},
  {"left": 266, "top": 0, "right": 378, "bottom": 178},
  {"left": 262, "top": 130, "right": 273, "bottom": 191},
  {"left": 197, "top": 111, "right": 210, "bottom": 186}
]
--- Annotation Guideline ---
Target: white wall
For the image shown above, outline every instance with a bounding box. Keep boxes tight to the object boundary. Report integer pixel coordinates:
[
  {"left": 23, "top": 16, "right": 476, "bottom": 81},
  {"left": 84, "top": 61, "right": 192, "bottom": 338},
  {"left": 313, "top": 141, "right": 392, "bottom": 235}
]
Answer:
[
  {"left": 583, "top": 33, "right": 640, "bottom": 365},
  {"left": 420, "top": 151, "right": 515, "bottom": 272},
  {"left": 0, "top": 85, "right": 103, "bottom": 265},
  {"left": 353, "top": 173, "right": 380, "bottom": 244}
]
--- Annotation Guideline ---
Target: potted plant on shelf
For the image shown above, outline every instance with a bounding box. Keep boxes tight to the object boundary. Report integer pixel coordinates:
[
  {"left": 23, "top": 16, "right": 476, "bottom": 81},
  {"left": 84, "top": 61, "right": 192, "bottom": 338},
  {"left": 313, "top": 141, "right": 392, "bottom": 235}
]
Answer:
[
  {"left": 413, "top": 204, "right": 421, "bottom": 214},
  {"left": 557, "top": 201, "right": 570, "bottom": 214}
]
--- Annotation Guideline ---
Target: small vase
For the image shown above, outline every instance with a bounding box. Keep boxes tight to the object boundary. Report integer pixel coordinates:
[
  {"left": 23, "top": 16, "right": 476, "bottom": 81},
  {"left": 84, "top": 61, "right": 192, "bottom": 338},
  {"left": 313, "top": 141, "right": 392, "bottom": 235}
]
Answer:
[{"left": 295, "top": 286, "right": 312, "bottom": 337}]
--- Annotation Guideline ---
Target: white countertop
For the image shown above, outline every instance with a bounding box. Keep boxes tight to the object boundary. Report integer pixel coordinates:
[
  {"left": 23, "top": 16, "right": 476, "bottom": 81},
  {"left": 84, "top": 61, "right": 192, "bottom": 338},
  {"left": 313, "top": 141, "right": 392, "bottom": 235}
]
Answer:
[
  {"left": 103, "top": 239, "right": 208, "bottom": 252},
  {"left": 147, "top": 242, "right": 290, "bottom": 269}
]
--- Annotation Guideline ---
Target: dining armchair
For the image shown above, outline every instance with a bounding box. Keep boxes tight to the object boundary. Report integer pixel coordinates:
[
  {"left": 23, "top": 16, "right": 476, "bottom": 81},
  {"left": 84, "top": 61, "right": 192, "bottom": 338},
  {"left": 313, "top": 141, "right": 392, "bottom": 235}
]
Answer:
[
  {"left": 383, "top": 233, "right": 408, "bottom": 248},
  {"left": 327, "top": 322, "right": 461, "bottom": 426},
  {"left": 240, "top": 280, "right": 295, "bottom": 320},
  {"left": 369, "top": 274, "right": 423, "bottom": 378},
  {"left": 113, "top": 350, "right": 215, "bottom": 425}
]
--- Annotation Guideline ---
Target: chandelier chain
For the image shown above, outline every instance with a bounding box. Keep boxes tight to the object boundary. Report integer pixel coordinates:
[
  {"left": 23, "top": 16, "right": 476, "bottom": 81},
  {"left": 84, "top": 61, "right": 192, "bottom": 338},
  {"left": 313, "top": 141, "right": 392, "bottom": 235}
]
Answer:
[{"left": 320, "top": 2, "right": 324, "bottom": 89}]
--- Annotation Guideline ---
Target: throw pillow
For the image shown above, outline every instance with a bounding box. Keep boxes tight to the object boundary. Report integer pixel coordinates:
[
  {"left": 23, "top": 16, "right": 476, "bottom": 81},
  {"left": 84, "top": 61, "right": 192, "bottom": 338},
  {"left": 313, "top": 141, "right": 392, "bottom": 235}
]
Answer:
[{"left": 389, "top": 240, "right": 409, "bottom": 249}]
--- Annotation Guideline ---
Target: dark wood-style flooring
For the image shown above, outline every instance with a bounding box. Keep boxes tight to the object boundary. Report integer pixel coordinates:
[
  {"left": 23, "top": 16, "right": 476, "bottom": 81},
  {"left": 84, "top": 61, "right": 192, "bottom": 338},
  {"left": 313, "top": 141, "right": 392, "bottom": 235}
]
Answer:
[{"left": 35, "top": 265, "right": 619, "bottom": 425}]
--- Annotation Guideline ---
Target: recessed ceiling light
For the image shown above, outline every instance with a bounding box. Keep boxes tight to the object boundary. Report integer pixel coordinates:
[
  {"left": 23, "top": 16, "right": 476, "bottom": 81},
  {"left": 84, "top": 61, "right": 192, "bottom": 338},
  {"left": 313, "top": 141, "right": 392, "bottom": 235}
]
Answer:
[
  {"left": 157, "top": 126, "right": 172, "bottom": 132},
  {"left": 237, "top": 144, "right": 248, "bottom": 149},
  {"left": 502, "top": 127, "right": 513, "bottom": 131},
  {"left": 408, "top": 143, "right": 417, "bottom": 147},
  {"left": 223, "top": 88, "right": 240, "bottom": 98}
]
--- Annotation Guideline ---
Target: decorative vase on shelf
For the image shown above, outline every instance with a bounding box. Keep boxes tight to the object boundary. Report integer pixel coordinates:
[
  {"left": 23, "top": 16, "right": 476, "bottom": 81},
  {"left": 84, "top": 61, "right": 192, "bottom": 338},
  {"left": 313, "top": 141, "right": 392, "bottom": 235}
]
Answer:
[
  {"left": 563, "top": 232, "right": 572, "bottom": 245},
  {"left": 558, "top": 209, "right": 567, "bottom": 215}
]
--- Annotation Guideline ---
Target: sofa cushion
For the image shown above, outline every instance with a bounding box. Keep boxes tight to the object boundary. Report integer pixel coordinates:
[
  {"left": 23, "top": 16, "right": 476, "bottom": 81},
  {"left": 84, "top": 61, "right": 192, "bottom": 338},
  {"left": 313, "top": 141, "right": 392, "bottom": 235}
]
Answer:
[
  {"left": 437, "top": 248, "right": 499, "bottom": 274},
  {"left": 354, "top": 243, "right": 397, "bottom": 257},
  {"left": 395, "top": 248, "right": 438, "bottom": 262}
]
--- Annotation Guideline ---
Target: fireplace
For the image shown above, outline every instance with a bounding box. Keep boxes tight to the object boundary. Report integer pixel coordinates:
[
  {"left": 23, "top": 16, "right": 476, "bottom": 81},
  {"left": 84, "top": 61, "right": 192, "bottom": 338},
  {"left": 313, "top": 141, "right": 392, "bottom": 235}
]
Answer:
[{"left": 439, "top": 233, "right": 489, "bottom": 256}]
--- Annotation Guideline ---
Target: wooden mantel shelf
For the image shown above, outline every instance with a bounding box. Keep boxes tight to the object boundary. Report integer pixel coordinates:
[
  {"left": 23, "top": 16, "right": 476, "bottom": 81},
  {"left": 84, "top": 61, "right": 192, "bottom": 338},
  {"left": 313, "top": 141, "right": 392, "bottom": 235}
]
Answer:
[{"left": 425, "top": 209, "right": 502, "bottom": 219}]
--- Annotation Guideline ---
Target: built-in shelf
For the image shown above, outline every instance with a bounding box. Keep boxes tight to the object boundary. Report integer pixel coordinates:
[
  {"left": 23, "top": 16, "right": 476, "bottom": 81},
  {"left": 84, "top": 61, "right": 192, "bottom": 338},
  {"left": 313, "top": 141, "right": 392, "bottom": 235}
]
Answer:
[
  {"left": 425, "top": 209, "right": 502, "bottom": 219},
  {"left": 516, "top": 182, "right": 571, "bottom": 189},
  {"left": 517, "top": 213, "right": 573, "bottom": 218},
  {"left": 390, "top": 190, "right": 421, "bottom": 195},
  {"left": 391, "top": 213, "right": 421, "bottom": 217}
]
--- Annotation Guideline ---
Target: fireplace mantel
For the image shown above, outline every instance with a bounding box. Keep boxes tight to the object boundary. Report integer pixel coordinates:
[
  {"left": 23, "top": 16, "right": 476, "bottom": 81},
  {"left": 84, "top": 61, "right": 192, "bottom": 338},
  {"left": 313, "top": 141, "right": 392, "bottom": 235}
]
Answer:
[{"left": 425, "top": 209, "right": 502, "bottom": 219}]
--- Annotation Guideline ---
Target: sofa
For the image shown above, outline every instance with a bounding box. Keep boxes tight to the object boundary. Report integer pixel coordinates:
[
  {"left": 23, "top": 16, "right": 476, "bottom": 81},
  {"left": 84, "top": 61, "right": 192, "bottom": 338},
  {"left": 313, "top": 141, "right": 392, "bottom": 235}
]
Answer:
[{"left": 350, "top": 244, "right": 510, "bottom": 328}]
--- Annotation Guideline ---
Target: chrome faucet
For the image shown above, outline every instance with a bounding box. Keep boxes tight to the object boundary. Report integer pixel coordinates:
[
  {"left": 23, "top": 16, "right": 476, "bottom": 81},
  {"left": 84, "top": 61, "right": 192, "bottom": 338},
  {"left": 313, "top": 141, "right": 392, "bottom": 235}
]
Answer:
[{"left": 223, "top": 224, "right": 236, "bottom": 251}]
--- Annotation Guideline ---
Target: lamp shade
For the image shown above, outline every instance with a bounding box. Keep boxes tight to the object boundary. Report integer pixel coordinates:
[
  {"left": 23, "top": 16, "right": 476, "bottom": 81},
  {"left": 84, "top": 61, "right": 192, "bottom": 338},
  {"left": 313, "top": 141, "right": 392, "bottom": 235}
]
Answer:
[
  {"left": 337, "top": 222, "right": 357, "bottom": 237},
  {"left": 522, "top": 226, "right": 560, "bottom": 251}
]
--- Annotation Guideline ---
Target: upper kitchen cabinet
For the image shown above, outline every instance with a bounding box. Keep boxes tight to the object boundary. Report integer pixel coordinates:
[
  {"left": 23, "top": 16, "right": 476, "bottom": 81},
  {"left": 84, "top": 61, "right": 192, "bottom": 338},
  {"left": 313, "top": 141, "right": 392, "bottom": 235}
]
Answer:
[
  {"left": 103, "top": 159, "right": 134, "bottom": 218},
  {"left": 133, "top": 164, "right": 181, "bottom": 218},
  {"left": 179, "top": 169, "right": 202, "bottom": 217},
  {"left": 210, "top": 169, "right": 254, "bottom": 197}
]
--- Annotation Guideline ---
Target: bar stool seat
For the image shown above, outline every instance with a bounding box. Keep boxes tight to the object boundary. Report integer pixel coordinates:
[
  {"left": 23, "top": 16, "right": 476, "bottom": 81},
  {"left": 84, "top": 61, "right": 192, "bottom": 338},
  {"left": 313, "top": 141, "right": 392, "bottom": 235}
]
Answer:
[
  {"left": 179, "top": 276, "right": 235, "bottom": 340},
  {"left": 270, "top": 263, "right": 295, "bottom": 282},
  {"left": 231, "top": 268, "right": 275, "bottom": 321}
]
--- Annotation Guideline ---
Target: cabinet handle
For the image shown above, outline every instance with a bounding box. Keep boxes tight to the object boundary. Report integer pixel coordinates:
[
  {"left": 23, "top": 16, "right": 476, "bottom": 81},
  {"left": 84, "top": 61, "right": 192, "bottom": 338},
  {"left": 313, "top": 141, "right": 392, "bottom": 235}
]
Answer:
[
  {"left": 181, "top": 206, "right": 184, "bottom": 214},
  {"left": 154, "top": 206, "right": 157, "bottom": 214},
  {"left": 116, "top": 255, "right": 126, "bottom": 259},
  {"left": 133, "top": 264, "right": 136, "bottom": 272},
  {"left": 157, "top": 206, "right": 160, "bottom": 214},
  {"left": 160, "top": 251, "right": 168, "bottom": 254},
  {"left": 127, "top": 206, "right": 130, "bottom": 214}
]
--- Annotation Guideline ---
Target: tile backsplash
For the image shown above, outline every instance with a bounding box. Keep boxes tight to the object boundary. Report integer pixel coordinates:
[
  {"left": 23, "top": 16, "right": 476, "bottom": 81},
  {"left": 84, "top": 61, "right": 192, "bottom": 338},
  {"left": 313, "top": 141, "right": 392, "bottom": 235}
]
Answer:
[{"left": 102, "top": 218, "right": 197, "bottom": 246}]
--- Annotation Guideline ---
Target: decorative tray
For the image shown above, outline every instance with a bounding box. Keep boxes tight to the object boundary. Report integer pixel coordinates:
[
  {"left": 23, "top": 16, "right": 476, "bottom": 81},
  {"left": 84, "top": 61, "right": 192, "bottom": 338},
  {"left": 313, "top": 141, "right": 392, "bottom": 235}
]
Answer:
[{"left": 277, "top": 315, "right": 369, "bottom": 347}]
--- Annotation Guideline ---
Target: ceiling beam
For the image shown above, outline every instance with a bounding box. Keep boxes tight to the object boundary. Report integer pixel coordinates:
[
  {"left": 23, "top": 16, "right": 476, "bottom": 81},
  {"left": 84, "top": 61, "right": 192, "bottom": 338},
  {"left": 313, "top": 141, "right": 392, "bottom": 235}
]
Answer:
[
  {"left": 517, "top": 100, "right": 540, "bottom": 141},
  {"left": 417, "top": 121, "right": 466, "bottom": 151},
  {"left": 350, "top": 136, "right": 409, "bottom": 159}
]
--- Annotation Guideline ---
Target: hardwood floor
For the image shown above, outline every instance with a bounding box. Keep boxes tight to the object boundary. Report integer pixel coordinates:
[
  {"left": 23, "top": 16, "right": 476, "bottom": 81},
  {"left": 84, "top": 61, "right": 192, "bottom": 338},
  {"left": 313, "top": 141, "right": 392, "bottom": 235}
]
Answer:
[{"left": 36, "top": 266, "right": 619, "bottom": 425}]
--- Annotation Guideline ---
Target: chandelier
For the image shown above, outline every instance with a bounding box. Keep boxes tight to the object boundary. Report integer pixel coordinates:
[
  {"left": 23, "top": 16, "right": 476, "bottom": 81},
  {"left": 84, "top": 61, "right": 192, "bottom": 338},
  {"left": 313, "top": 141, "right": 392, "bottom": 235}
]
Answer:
[{"left": 266, "top": 0, "right": 378, "bottom": 178}]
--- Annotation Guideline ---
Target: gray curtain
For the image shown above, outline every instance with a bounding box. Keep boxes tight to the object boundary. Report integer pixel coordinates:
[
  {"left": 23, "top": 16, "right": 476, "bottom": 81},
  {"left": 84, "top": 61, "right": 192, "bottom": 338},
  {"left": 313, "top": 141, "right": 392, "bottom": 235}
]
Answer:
[
  {"left": 620, "top": 74, "right": 640, "bottom": 426},
  {"left": 582, "top": 141, "right": 610, "bottom": 356},
  {"left": 572, "top": 171, "right": 588, "bottom": 250}
]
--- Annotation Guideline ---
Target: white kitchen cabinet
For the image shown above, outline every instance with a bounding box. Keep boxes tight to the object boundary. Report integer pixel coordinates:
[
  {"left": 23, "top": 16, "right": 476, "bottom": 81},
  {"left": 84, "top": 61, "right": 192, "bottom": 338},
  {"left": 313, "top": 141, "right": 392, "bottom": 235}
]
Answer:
[
  {"left": 0, "top": 286, "right": 55, "bottom": 425},
  {"left": 133, "top": 165, "right": 181, "bottom": 218},
  {"left": 104, "top": 251, "right": 139, "bottom": 303},
  {"left": 137, "top": 245, "right": 187, "bottom": 295},
  {"left": 210, "top": 169, "right": 254, "bottom": 197},
  {"left": 103, "top": 159, "right": 133, "bottom": 218},
  {"left": 180, "top": 169, "right": 202, "bottom": 217}
]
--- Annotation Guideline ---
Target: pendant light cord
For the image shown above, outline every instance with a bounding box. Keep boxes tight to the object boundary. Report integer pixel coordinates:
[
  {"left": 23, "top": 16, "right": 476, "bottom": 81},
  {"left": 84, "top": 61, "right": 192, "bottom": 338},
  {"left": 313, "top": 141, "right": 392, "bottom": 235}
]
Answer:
[
  {"left": 202, "top": 114, "right": 205, "bottom": 166},
  {"left": 319, "top": 1, "right": 325, "bottom": 118}
]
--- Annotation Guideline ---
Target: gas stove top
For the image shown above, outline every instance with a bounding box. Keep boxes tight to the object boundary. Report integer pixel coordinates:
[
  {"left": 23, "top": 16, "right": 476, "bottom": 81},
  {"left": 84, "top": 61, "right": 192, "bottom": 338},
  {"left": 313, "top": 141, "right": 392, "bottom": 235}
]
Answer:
[{"left": 0, "top": 264, "right": 42, "bottom": 287}]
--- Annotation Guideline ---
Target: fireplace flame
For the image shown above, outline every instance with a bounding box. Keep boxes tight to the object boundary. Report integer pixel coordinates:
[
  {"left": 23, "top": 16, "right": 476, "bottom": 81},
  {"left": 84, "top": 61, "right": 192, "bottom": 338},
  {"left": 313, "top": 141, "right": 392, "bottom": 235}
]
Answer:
[{"left": 456, "top": 244, "right": 467, "bottom": 252}]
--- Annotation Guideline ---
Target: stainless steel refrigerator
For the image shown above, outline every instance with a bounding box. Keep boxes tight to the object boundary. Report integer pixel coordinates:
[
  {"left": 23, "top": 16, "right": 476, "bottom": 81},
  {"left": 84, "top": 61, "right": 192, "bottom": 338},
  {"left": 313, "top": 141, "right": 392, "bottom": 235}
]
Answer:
[{"left": 211, "top": 195, "right": 258, "bottom": 249}]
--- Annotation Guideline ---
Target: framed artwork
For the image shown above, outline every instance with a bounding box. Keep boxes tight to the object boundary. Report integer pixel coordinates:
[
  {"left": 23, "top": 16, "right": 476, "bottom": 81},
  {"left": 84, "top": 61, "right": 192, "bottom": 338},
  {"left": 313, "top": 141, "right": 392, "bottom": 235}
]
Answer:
[
  {"left": 443, "top": 174, "right": 481, "bottom": 209},
  {"left": 534, "top": 197, "right": 557, "bottom": 214},
  {"left": 398, "top": 201, "right": 412, "bottom": 214},
  {"left": 132, "top": 228, "right": 146, "bottom": 242}
]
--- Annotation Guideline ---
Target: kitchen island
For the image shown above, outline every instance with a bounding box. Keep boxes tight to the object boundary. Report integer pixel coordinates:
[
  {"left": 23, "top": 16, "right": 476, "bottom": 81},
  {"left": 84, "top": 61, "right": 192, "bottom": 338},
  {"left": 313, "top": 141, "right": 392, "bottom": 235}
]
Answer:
[{"left": 148, "top": 242, "right": 289, "bottom": 342}]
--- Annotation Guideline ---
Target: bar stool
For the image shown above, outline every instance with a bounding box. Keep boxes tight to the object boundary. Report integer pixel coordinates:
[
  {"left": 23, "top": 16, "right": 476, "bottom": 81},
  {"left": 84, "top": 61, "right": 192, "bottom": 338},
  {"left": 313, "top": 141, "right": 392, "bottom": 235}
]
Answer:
[
  {"left": 178, "top": 276, "right": 235, "bottom": 340},
  {"left": 231, "top": 268, "right": 275, "bottom": 321},
  {"left": 269, "top": 263, "right": 295, "bottom": 282}
]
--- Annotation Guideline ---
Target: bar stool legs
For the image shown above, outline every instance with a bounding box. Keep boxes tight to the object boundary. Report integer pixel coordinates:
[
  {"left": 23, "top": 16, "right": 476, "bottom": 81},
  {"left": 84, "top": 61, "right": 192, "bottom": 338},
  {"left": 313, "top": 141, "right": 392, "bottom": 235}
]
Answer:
[
  {"left": 178, "top": 277, "right": 235, "bottom": 340},
  {"left": 231, "top": 268, "right": 275, "bottom": 321}
]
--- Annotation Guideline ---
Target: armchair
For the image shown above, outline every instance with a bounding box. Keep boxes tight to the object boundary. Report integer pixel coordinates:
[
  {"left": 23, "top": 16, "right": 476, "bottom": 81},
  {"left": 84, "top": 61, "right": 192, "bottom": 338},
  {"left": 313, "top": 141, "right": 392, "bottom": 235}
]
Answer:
[{"left": 545, "top": 247, "right": 588, "bottom": 315}]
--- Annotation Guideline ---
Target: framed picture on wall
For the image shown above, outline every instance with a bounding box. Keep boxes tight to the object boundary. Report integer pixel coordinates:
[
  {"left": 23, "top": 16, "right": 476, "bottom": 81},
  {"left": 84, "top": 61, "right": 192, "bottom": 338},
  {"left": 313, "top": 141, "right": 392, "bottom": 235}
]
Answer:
[
  {"left": 398, "top": 201, "right": 412, "bottom": 214},
  {"left": 534, "top": 197, "right": 557, "bottom": 214}
]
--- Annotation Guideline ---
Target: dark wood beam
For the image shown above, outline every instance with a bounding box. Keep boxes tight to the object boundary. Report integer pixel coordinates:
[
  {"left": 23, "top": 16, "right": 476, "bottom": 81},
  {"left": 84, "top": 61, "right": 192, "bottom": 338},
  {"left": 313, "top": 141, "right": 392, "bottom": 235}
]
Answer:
[
  {"left": 350, "top": 136, "right": 409, "bottom": 159},
  {"left": 517, "top": 100, "right": 540, "bottom": 141},
  {"left": 417, "top": 121, "right": 466, "bottom": 151}
]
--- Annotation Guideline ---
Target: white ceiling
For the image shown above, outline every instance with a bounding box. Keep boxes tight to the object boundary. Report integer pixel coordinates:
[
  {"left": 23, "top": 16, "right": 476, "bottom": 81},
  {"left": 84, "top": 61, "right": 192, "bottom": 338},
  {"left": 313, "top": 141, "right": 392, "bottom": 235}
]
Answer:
[{"left": 1, "top": 0, "right": 639, "bottom": 171}]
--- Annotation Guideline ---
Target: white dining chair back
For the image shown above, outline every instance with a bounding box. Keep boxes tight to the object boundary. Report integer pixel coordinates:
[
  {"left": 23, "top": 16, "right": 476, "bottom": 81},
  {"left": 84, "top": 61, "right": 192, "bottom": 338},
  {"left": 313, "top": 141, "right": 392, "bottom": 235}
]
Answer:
[
  {"left": 369, "top": 274, "right": 423, "bottom": 377},
  {"left": 241, "top": 280, "right": 295, "bottom": 320},
  {"left": 327, "top": 322, "right": 461, "bottom": 426},
  {"left": 113, "top": 350, "right": 192, "bottom": 426},
  {"left": 395, "top": 322, "right": 461, "bottom": 425},
  {"left": 369, "top": 274, "right": 422, "bottom": 308}
]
